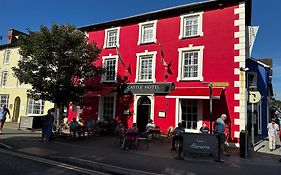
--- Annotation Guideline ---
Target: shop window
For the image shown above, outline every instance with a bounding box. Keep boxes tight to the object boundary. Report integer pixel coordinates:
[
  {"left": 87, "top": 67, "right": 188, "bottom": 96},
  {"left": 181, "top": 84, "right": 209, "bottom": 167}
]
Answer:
[
  {"left": 180, "top": 99, "right": 198, "bottom": 130},
  {"left": 27, "top": 98, "right": 45, "bottom": 115},
  {"left": 102, "top": 96, "right": 115, "bottom": 120}
]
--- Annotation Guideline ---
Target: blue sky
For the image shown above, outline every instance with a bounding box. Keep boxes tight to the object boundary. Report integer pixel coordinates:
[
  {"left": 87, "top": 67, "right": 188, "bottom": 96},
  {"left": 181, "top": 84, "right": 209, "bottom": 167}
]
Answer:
[{"left": 1, "top": 0, "right": 280, "bottom": 99}]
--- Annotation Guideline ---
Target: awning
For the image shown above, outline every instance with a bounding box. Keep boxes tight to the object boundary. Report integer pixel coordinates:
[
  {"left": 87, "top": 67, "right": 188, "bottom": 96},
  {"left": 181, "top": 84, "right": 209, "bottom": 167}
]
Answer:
[
  {"left": 85, "top": 87, "right": 115, "bottom": 97},
  {"left": 166, "top": 87, "right": 224, "bottom": 99}
]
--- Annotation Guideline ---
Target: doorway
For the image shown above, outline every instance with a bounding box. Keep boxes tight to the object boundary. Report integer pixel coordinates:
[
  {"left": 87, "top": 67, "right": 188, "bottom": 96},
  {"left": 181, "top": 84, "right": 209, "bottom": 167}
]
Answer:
[
  {"left": 13, "top": 97, "right": 21, "bottom": 122},
  {"left": 137, "top": 96, "right": 151, "bottom": 132}
]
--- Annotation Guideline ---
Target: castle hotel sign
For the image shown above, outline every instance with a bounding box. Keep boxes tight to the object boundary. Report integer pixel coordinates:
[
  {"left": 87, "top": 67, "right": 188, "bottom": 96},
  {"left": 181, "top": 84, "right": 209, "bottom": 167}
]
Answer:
[{"left": 120, "top": 82, "right": 174, "bottom": 95}]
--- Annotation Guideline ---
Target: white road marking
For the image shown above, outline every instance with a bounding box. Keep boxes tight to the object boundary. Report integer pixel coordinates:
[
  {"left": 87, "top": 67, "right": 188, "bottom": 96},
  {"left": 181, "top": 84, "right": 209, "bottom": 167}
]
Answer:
[{"left": 0, "top": 148, "right": 110, "bottom": 175}]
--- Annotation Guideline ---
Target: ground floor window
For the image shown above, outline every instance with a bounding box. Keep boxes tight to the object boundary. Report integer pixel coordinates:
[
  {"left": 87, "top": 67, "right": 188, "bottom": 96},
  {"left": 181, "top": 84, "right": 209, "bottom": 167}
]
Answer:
[
  {"left": 28, "top": 98, "right": 45, "bottom": 115},
  {"left": 0, "top": 94, "right": 9, "bottom": 107},
  {"left": 180, "top": 99, "right": 198, "bottom": 130},
  {"left": 102, "top": 96, "right": 115, "bottom": 120}
]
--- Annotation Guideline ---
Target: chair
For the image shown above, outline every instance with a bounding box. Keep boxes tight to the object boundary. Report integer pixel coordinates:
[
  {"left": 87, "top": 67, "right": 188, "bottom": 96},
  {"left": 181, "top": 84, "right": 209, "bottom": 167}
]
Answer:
[
  {"left": 137, "top": 132, "right": 150, "bottom": 150},
  {"left": 160, "top": 127, "right": 173, "bottom": 143},
  {"left": 126, "top": 132, "right": 138, "bottom": 150}
]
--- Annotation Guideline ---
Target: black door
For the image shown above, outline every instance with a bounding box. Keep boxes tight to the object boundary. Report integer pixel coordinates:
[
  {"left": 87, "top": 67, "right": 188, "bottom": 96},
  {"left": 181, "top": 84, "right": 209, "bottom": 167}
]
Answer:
[{"left": 137, "top": 96, "right": 151, "bottom": 132}]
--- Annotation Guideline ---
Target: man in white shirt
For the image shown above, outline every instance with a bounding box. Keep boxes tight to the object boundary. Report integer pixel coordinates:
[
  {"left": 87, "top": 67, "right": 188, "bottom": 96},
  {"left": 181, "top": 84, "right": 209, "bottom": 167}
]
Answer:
[
  {"left": 267, "top": 118, "right": 279, "bottom": 151},
  {"left": 146, "top": 119, "right": 155, "bottom": 131}
]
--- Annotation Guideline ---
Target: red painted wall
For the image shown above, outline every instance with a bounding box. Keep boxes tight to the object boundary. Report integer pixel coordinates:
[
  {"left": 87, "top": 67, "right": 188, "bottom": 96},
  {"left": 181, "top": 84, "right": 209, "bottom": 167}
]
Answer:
[{"left": 72, "top": 4, "right": 241, "bottom": 140}]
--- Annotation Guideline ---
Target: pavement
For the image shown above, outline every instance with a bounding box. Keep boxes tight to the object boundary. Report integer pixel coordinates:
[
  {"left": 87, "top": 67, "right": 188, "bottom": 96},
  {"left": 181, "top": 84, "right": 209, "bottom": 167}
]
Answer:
[{"left": 1, "top": 122, "right": 281, "bottom": 175}]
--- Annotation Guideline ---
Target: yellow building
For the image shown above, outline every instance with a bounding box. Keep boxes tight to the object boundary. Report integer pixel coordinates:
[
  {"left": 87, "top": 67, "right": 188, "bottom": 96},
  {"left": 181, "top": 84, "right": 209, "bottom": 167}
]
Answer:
[{"left": 0, "top": 29, "right": 53, "bottom": 123}]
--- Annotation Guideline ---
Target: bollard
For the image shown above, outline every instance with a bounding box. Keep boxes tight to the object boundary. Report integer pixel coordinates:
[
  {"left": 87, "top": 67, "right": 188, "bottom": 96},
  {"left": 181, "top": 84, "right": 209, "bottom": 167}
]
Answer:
[
  {"left": 18, "top": 116, "right": 21, "bottom": 130},
  {"left": 214, "top": 134, "right": 224, "bottom": 162},
  {"left": 175, "top": 132, "right": 184, "bottom": 160}
]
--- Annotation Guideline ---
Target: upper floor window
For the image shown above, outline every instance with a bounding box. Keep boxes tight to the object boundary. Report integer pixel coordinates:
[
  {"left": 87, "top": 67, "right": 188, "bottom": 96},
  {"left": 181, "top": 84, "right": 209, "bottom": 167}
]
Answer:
[
  {"left": 103, "top": 27, "right": 120, "bottom": 48},
  {"left": 179, "top": 12, "right": 203, "bottom": 39},
  {"left": 1, "top": 71, "right": 8, "bottom": 87},
  {"left": 135, "top": 50, "right": 157, "bottom": 82},
  {"left": 3, "top": 50, "right": 11, "bottom": 64},
  {"left": 138, "top": 20, "right": 157, "bottom": 45},
  {"left": 248, "top": 72, "right": 257, "bottom": 90},
  {"left": 27, "top": 98, "right": 45, "bottom": 115},
  {"left": 0, "top": 94, "right": 9, "bottom": 107},
  {"left": 177, "top": 45, "right": 204, "bottom": 81},
  {"left": 102, "top": 55, "right": 118, "bottom": 82}
]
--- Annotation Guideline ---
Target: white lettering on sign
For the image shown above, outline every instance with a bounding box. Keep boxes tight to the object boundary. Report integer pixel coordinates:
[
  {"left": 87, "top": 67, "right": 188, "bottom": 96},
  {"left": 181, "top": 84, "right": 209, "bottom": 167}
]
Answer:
[{"left": 189, "top": 143, "right": 210, "bottom": 150}]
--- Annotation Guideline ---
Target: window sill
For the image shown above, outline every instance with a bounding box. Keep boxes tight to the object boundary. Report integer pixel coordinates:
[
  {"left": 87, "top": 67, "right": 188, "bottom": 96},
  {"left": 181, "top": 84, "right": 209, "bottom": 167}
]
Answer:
[
  {"left": 179, "top": 34, "right": 203, "bottom": 40},
  {"left": 138, "top": 40, "right": 156, "bottom": 46},
  {"left": 101, "top": 80, "right": 117, "bottom": 83},
  {"left": 103, "top": 46, "right": 117, "bottom": 49},
  {"left": 177, "top": 78, "right": 202, "bottom": 82}
]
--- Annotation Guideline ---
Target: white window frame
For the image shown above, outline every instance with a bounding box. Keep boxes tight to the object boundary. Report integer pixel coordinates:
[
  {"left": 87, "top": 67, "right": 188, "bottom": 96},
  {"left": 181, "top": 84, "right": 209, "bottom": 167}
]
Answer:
[
  {"left": 135, "top": 50, "right": 157, "bottom": 83},
  {"left": 138, "top": 20, "right": 157, "bottom": 45},
  {"left": 0, "top": 94, "right": 9, "bottom": 107},
  {"left": 27, "top": 98, "right": 45, "bottom": 115},
  {"left": 175, "top": 99, "right": 203, "bottom": 133},
  {"left": 103, "top": 27, "right": 120, "bottom": 49},
  {"left": 98, "top": 94, "right": 116, "bottom": 121},
  {"left": 177, "top": 45, "right": 204, "bottom": 81},
  {"left": 101, "top": 54, "right": 118, "bottom": 83},
  {"left": 1, "top": 71, "right": 8, "bottom": 87},
  {"left": 179, "top": 12, "right": 203, "bottom": 39},
  {"left": 3, "top": 49, "right": 11, "bottom": 64}
]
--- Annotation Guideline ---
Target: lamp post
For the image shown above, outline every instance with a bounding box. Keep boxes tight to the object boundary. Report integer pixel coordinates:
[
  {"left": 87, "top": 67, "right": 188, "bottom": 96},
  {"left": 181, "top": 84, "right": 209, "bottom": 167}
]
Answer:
[
  {"left": 240, "top": 67, "right": 249, "bottom": 158},
  {"left": 209, "top": 83, "right": 213, "bottom": 134}
]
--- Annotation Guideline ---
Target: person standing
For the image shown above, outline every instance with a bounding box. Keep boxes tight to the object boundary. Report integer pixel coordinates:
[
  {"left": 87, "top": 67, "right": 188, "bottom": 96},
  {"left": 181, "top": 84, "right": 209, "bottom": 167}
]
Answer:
[
  {"left": 267, "top": 118, "right": 279, "bottom": 151},
  {"left": 0, "top": 105, "right": 11, "bottom": 134},
  {"left": 214, "top": 114, "right": 230, "bottom": 156},
  {"left": 171, "top": 122, "right": 185, "bottom": 151}
]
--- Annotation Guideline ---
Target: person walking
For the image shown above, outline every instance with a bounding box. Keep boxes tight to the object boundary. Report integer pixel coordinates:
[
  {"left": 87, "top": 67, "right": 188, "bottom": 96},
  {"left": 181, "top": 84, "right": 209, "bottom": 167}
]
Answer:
[
  {"left": 0, "top": 105, "right": 11, "bottom": 134},
  {"left": 267, "top": 118, "right": 279, "bottom": 151},
  {"left": 41, "top": 109, "right": 55, "bottom": 142}
]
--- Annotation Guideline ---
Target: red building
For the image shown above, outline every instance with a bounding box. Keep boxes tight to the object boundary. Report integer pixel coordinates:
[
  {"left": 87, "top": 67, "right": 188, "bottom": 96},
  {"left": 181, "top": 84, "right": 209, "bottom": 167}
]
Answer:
[{"left": 69, "top": 0, "right": 252, "bottom": 144}]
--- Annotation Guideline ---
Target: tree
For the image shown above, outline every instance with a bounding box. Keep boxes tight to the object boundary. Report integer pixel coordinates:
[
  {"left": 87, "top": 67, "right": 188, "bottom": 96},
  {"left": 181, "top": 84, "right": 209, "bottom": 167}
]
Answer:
[{"left": 12, "top": 24, "right": 104, "bottom": 122}]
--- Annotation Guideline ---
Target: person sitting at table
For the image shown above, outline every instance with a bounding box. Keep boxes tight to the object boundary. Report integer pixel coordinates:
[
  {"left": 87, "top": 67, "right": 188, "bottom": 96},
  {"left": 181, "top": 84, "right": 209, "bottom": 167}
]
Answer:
[
  {"left": 146, "top": 119, "right": 155, "bottom": 133},
  {"left": 171, "top": 122, "right": 185, "bottom": 151},
  {"left": 126, "top": 123, "right": 139, "bottom": 149},
  {"left": 200, "top": 123, "right": 210, "bottom": 134},
  {"left": 77, "top": 118, "right": 86, "bottom": 137},
  {"left": 85, "top": 117, "right": 95, "bottom": 137},
  {"left": 69, "top": 118, "right": 79, "bottom": 139}
]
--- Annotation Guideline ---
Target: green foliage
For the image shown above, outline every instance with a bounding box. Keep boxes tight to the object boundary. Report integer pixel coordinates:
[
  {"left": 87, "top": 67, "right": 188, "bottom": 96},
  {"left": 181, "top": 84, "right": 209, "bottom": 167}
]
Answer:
[{"left": 12, "top": 24, "right": 104, "bottom": 105}]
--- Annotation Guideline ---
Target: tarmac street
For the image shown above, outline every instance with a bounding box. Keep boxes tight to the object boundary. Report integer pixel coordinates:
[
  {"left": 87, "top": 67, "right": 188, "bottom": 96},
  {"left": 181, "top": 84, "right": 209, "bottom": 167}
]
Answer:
[{"left": 0, "top": 122, "right": 281, "bottom": 175}]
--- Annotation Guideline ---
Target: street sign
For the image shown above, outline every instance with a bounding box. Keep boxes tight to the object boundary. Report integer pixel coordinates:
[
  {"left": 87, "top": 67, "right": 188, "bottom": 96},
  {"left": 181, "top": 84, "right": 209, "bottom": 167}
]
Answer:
[
  {"left": 209, "top": 82, "right": 230, "bottom": 87},
  {"left": 249, "top": 91, "right": 261, "bottom": 103}
]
